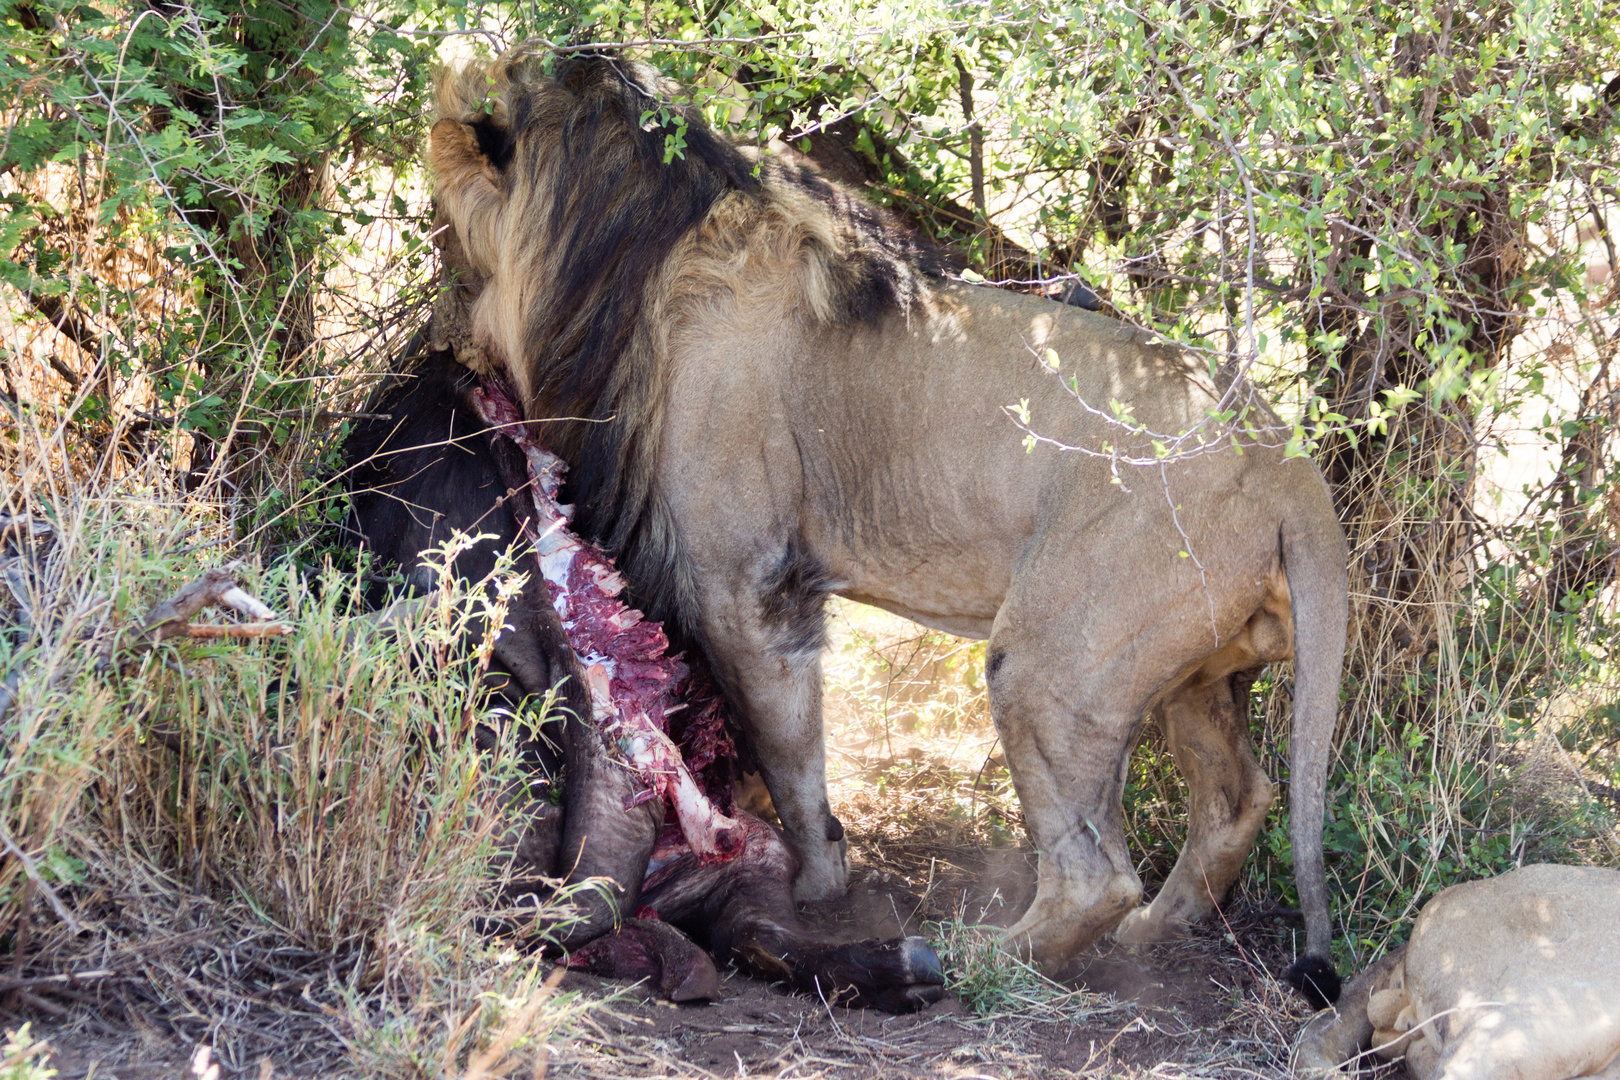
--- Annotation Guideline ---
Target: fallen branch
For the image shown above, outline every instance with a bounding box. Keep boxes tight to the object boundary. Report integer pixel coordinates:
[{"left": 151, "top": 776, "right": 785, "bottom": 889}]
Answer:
[
  {"left": 0, "top": 558, "right": 294, "bottom": 726},
  {"left": 116, "top": 565, "right": 292, "bottom": 671},
  {"left": 182, "top": 623, "right": 296, "bottom": 639},
  {"left": 19, "top": 290, "right": 102, "bottom": 387},
  {"left": 1, "top": 516, "right": 53, "bottom": 634},
  {"left": 129, "top": 567, "right": 282, "bottom": 643},
  {"left": 12, "top": 989, "right": 69, "bottom": 1017},
  {"left": 0, "top": 516, "right": 54, "bottom": 545}
]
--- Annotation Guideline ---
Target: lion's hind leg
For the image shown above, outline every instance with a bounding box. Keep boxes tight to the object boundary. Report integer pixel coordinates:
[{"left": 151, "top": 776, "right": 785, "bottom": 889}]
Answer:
[
  {"left": 1114, "top": 671, "right": 1273, "bottom": 944},
  {"left": 988, "top": 525, "right": 1280, "bottom": 971},
  {"left": 986, "top": 637, "right": 1146, "bottom": 970}
]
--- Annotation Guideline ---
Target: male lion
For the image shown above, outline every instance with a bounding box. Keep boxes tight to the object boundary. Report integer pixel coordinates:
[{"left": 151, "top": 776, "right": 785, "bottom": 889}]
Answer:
[{"left": 424, "top": 50, "right": 1349, "bottom": 1000}]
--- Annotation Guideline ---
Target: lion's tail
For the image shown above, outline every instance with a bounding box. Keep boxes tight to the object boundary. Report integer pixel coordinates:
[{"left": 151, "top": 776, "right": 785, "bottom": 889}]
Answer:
[{"left": 1279, "top": 489, "right": 1348, "bottom": 1009}]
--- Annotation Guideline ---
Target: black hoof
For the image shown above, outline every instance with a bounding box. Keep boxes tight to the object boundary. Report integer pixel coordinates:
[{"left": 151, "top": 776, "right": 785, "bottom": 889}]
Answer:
[
  {"left": 818, "top": 935, "right": 947, "bottom": 1013},
  {"left": 888, "top": 980, "right": 947, "bottom": 1012},
  {"left": 1283, "top": 954, "right": 1341, "bottom": 1010},
  {"left": 898, "top": 936, "right": 944, "bottom": 985}
]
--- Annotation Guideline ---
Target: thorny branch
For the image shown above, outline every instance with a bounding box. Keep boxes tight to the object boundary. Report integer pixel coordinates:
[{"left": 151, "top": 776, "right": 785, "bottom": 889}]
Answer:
[{"left": 1004, "top": 336, "right": 1291, "bottom": 476}]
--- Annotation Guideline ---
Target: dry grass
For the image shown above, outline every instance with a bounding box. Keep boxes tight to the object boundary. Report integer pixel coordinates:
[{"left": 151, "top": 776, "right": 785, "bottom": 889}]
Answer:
[{"left": 0, "top": 421, "right": 596, "bottom": 1076}]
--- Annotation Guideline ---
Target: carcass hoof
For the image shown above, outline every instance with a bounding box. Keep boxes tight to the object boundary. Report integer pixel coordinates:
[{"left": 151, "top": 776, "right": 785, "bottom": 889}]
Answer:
[
  {"left": 1283, "top": 953, "right": 1341, "bottom": 1010},
  {"left": 567, "top": 918, "right": 721, "bottom": 1003},
  {"left": 885, "top": 936, "right": 948, "bottom": 1013},
  {"left": 899, "top": 936, "right": 944, "bottom": 984},
  {"left": 820, "top": 935, "right": 947, "bottom": 1013}
]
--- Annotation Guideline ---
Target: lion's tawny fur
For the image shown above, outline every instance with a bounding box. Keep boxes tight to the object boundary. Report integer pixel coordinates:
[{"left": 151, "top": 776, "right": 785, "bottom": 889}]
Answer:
[{"left": 1294, "top": 864, "right": 1620, "bottom": 1080}]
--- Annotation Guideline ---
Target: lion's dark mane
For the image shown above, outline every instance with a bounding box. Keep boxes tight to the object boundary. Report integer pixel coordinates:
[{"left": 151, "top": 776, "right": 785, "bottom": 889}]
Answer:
[{"left": 436, "top": 54, "right": 941, "bottom": 634}]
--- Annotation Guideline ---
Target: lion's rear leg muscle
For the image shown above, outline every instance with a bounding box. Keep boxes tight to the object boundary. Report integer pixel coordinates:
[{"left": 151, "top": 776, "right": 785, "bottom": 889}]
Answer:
[
  {"left": 988, "top": 527, "right": 1276, "bottom": 970},
  {"left": 1115, "top": 672, "right": 1273, "bottom": 944},
  {"left": 989, "top": 643, "right": 1145, "bottom": 968}
]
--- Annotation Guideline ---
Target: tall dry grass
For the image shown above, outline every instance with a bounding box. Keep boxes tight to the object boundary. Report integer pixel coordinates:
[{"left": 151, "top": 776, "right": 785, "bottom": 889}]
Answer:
[{"left": 0, "top": 409, "right": 593, "bottom": 1075}]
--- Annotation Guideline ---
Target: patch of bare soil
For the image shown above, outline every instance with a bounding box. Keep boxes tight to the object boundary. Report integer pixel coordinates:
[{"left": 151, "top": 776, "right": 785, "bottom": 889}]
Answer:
[
  {"left": 544, "top": 832, "right": 1319, "bottom": 1080},
  {"left": 543, "top": 760, "right": 1321, "bottom": 1080}
]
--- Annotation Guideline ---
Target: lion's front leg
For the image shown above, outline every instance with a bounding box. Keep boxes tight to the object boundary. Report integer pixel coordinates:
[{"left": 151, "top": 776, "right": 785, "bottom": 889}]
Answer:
[
  {"left": 696, "top": 593, "right": 846, "bottom": 902},
  {"left": 723, "top": 645, "right": 846, "bottom": 902}
]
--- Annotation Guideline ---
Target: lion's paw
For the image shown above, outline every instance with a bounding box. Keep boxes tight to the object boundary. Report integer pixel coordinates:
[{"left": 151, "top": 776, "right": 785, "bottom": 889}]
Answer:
[
  {"left": 1112, "top": 904, "right": 1183, "bottom": 945},
  {"left": 791, "top": 839, "right": 849, "bottom": 902}
]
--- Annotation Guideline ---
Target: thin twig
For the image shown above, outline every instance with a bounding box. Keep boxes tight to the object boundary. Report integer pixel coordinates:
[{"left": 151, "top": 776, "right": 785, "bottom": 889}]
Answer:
[
  {"left": 0, "top": 819, "right": 83, "bottom": 934},
  {"left": 0, "top": 968, "right": 116, "bottom": 993}
]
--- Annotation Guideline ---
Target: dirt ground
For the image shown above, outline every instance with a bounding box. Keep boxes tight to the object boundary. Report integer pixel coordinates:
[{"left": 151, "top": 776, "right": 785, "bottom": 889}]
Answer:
[
  {"left": 8, "top": 604, "right": 1333, "bottom": 1078},
  {"left": 10, "top": 780, "right": 1326, "bottom": 1080},
  {"left": 547, "top": 839, "right": 1327, "bottom": 1080}
]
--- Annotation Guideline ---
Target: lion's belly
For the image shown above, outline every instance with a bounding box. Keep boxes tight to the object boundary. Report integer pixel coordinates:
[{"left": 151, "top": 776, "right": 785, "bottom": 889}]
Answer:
[
  {"left": 833, "top": 587, "right": 998, "bottom": 640},
  {"left": 813, "top": 517, "right": 1023, "bottom": 640}
]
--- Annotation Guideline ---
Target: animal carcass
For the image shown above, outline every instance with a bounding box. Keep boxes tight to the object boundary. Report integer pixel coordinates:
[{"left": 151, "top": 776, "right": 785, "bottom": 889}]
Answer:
[{"left": 342, "top": 352, "right": 945, "bottom": 1012}]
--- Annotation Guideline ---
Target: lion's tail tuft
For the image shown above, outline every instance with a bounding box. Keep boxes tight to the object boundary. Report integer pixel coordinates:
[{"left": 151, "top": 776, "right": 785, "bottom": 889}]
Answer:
[{"left": 1283, "top": 953, "right": 1342, "bottom": 1010}]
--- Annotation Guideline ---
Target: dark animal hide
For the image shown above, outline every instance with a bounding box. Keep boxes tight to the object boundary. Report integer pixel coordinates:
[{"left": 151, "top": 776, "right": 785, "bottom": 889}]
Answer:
[{"left": 341, "top": 350, "right": 945, "bottom": 1012}]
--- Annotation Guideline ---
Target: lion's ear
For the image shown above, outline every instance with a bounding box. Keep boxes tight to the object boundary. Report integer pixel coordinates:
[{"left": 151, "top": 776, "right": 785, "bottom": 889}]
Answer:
[
  {"left": 430, "top": 119, "right": 499, "bottom": 186},
  {"left": 468, "top": 116, "right": 516, "bottom": 171},
  {"left": 560, "top": 62, "right": 594, "bottom": 94}
]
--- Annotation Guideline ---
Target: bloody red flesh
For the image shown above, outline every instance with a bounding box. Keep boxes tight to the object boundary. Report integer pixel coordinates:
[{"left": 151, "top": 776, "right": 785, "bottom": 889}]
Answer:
[{"left": 468, "top": 382, "right": 744, "bottom": 864}]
